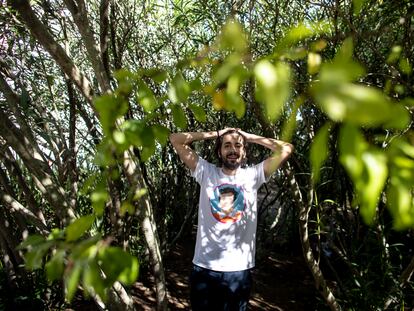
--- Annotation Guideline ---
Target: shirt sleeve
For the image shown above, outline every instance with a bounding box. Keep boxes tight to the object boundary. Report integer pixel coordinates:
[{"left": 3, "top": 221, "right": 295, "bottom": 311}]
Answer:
[
  {"left": 253, "top": 161, "right": 267, "bottom": 189},
  {"left": 191, "top": 157, "right": 207, "bottom": 185}
]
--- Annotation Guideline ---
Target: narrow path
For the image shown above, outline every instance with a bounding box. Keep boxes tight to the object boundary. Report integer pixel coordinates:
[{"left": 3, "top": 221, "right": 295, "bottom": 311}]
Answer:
[{"left": 132, "top": 238, "right": 320, "bottom": 310}]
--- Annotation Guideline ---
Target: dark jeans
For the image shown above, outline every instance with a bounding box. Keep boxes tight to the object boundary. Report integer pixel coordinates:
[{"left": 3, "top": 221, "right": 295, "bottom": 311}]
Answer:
[{"left": 190, "top": 264, "right": 252, "bottom": 311}]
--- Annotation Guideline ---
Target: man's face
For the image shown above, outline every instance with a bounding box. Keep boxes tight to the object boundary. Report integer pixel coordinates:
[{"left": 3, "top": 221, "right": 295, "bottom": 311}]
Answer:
[{"left": 219, "top": 133, "right": 246, "bottom": 170}]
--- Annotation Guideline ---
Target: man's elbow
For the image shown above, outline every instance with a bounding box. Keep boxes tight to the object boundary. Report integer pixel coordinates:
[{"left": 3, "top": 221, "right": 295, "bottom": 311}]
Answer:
[{"left": 169, "top": 133, "right": 180, "bottom": 145}]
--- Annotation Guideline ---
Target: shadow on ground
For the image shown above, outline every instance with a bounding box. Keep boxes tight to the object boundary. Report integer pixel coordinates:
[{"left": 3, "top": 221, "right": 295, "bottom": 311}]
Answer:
[{"left": 132, "top": 238, "right": 320, "bottom": 310}]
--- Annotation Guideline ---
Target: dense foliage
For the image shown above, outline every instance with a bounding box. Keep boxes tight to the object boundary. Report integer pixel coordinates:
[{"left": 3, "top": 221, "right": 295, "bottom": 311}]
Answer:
[{"left": 0, "top": 0, "right": 413, "bottom": 310}]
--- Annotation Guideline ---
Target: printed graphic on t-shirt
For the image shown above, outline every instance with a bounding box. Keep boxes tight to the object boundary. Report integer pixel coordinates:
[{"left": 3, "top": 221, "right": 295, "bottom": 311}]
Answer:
[{"left": 210, "top": 184, "right": 245, "bottom": 223}]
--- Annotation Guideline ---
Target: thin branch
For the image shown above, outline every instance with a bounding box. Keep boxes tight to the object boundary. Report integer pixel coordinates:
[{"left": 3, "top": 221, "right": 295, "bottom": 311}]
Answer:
[{"left": 9, "top": 0, "right": 95, "bottom": 107}]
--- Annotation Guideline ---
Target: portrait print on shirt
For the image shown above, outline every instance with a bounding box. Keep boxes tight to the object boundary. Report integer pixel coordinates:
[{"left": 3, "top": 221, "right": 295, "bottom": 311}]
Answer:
[{"left": 210, "top": 184, "right": 245, "bottom": 223}]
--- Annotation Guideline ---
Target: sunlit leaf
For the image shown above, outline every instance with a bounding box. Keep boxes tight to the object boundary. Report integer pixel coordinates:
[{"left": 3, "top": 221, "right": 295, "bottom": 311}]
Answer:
[
  {"left": 359, "top": 150, "right": 388, "bottom": 224},
  {"left": 387, "top": 182, "right": 414, "bottom": 230},
  {"left": 123, "top": 120, "right": 145, "bottom": 147},
  {"left": 353, "top": 0, "right": 367, "bottom": 15},
  {"left": 168, "top": 72, "right": 191, "bottom": 104},
  {"left": 91, "top": 181, "right": 108, "bottom": 216},
  {"left": 399, "top": 57, "right": 412, "bottom": 75},
  {"left": 99, "top": 247, "right": 139, "bottom": 286},
  {"left": 45, "top": 250, "right": 65, "bottom": 282},
  {"left": 66, "top": 215, "right": 95, "bottom": 242},
  {"left": 212, "top": 56, "right": 243, "bottom": 86},
  {"left": 120, "top": 201, "right": 135, "bottom": 216},
  {"left": 83, "top": 260, "right": 106, "bottom": 299},
  {"left": 339, "top": 124, "right": 388, "bottom": 225},
  {"left": 25, "top": 242, "right": 53, "bottom": 270},
  {"left": 218, "top": 19, "right": 247, "bottom": 53},
  {"left": 383, "top": 104, "right": 410, "bottom": 129},
  {"left": 94, "top": 94, "right": 129, "bottom": 135},
  {"left": 212, "top": 90, "right": 226, "bottom": 110},
  {"left": 137, "top": 80, "right": 159, "bottom": 112},
  {"left": 314, "top": 84, "right": 405, "bottom": 127},
  {"left": 254, "top": 60, "right": 291, "bottom": 122},
  {"left": 275, "top": 21, "right": 331, "bottom": 53},
  {"left": 133, "top": 188, "right": 148, "bottom": 201},
  {"left": 386, "top": 45, "right": 402, "bottom": 64},
  {"left": 189, "top": 104, "right": 207, "bottom": 123},
  {"left": 171, "top": 104, "right": 187, "bottom": 129},
  {"left": 65, "top": 262, "right": 82, "bottom": 302},
  {"left": 308, "top": 52, "right": 321, "bottom": 75},
  {"left": 310, "top": 123, "right": 331, "bottom": 184},
  {"left": 281, "top": 97, "right": 303, "bottom": 142},
  {"left": 339, "top": 124, "right": 366, "bottom": 180}
]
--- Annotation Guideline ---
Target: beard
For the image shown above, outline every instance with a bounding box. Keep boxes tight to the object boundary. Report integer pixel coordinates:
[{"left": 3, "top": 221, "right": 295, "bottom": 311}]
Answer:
[{"left": 222, "top": 152, "right": 242, "bottom": 170}]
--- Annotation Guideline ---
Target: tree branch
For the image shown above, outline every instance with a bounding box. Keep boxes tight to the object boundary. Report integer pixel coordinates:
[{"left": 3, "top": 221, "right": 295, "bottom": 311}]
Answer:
[
  {"left": 9, "top": 0, "right": 95, "bottom": 107},
  {"left": 63, "top": 0, "right": 111, "bottom": 93}
]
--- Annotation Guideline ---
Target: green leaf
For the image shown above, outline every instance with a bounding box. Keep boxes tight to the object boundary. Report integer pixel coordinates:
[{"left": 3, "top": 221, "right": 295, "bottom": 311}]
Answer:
[
  {"left": 171, "top": 104, "right": 187, "bottom": 129},
  {"left": 307, "top": 52, "right": 321, "bottom": 75},
  {"left": 65, "top": 262, "right": 82, "bottom": 302},
  {"left": 94, "top": 94, "right": 129, "bottom": 135},
  {"left": 152, "top": 124, "right": 170, "bottom": 146},
  {"left": 399, "top": 57, "right": 412, "bottom": 75},
  {"left": 136, "top": 80, "right": 159, "bottom": 112},
  {"left": 281, "top": 97, "right": 303, "bottom": 142},
  {"left": 113, "top": 69, "right": 136, "bottom": 82},
  {"left": 339, "top": 125, "right": 388, "bottom": 225},
  {"left": 83, "top": 260, "right": 106, "bottom": 299},
  {"left": 140, "top": 139, "right": 156, "bottom": 162},
  {"left": 353, "top": 0, "right": 367, "bottom": 15},
  {"left": 275, "top": 21, "right": 331, "bottom": 53},
  {"left": 254, "top": 60, "right": 291, "bottom": 122},
  {"left": 387, "top": 183, "right": 414, "bottom": 230},
  {"left": 80, "top": 172, "right": 100, "bottom": 195},
  {"left": 45, "top": 250, "right": 65, "bottom": 282},
  {"left": 218, "top": 19, "right": 247, "bottom": 53},
  {"left": 123, "top": 120, "right": 145, "bottom": 147},
  {"left": 386, "top": 46, "right": 402, "bottom": 64},
  {"left": 142, "top": 68, "right": 169, "bottom": 83},
  {"left": 383, "top": 104, "right": 410, "bottom": 130},
  {"left": 359, "top": 150, "right": 388, "bottom": 224},
  {"left": 99, "top": 247, "right": 139, "bottom": 286},
  {"left": 168, "top": 72, "right": 191, "bottom": 104},
  {"left": 310, "top": 123, "right": 331, "bottom": 185},
  {"left": 66, "top": 215, "right": 95, "bottom": 242},
  {"left": 314, "top": 84, "right": 403, "bottom": 127},
  {"left": 189, "top": 104, "right": 207, "bottom": 123},
  {"left": 91, "top": 182, "right": 108, "bottom": 216},
  {"left": 18, "top": 234, "right": 46, "bottom": 250},
  {"left": 120, "top": 201, "right": 135, "bottom": 216},
  {"left": 25, "top": 245, "right": 50, "bottom": 270},
  {"left": 339, "top": 124, "right": 366, "bottom": 180}
]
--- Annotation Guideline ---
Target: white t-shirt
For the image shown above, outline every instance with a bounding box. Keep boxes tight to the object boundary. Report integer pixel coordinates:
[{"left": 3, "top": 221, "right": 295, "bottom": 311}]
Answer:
[{"left": 191, "top": 157, "right": 266, "bottom": 272}]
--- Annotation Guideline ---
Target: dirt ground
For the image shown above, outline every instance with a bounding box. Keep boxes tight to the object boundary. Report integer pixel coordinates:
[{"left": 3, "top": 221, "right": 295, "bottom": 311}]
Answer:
[{"left": 132, "top": 238, "right": 321, "bottom": 311}]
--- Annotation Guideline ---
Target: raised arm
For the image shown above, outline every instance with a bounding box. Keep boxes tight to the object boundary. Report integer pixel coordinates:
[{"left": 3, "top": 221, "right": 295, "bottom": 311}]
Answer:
[
  {"left": 169, "top": 129, "right": 234, "bottom": 172},
  {"left": 238, "top": 130, "right": 294, "bottom": 179}
]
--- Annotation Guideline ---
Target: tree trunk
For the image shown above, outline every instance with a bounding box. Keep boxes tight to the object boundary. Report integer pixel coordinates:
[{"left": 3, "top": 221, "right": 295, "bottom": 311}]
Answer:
[
  {"left": 286, "top": 167, "right": 341, "bottom": 311},
  {"left": 124, "top": 148, "right": 168, "bottom": 311}
]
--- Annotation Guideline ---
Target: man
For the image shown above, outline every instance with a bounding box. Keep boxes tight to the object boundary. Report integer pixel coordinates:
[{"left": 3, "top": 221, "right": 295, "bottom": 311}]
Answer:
[{"left": 169, "top": 128, "right": 293, "bottom": 311}]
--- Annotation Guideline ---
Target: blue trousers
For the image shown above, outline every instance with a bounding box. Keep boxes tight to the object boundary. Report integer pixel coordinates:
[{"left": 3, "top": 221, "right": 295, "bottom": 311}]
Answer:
[{"left": 190, "top": 264, "right": 252, "bottom": 311}]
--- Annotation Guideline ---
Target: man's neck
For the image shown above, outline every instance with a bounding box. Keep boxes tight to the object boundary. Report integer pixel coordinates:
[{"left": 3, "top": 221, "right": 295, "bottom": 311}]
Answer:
[{"left": 221, "top": 166, "right": 238, "bottom": 176}]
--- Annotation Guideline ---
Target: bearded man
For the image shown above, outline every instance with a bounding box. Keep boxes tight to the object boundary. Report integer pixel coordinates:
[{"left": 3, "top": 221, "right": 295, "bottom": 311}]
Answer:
[{"left": 169, "top": 128, "right": 293, "bottom": 311}]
